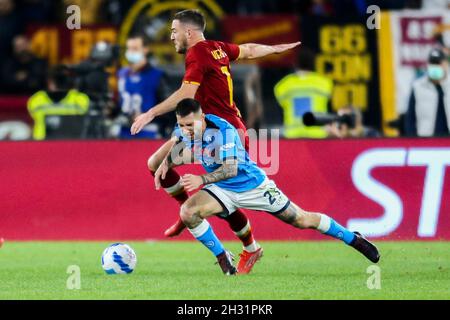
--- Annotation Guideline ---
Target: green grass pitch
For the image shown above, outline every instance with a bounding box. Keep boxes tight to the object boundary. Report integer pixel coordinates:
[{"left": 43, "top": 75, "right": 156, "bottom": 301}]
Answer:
[{"left": 0, "top": 241, "right": 448, "bottom": 299}]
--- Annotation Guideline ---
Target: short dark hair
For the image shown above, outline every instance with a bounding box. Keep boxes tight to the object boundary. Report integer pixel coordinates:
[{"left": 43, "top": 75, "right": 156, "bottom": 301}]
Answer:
[
  {"left": 428, "top": 48, "right": 447, "bottom": 64},
  {"left": 175, "top": 98, "right": 202, "bottom": 117},
  {"left": 127, "top": 33, "right": 151, "bottom": 47},
  {"left": 173, "top": 9, "right": 206, "bottom": 32},
  {"left": 48, "top": 65, "right": 73, "bottom": 90}
]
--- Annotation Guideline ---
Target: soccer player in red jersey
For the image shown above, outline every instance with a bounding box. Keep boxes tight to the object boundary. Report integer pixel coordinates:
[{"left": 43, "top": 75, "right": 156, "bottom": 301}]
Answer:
[{"left": 131, "top": 9, "right": 300, "bottom": 274}]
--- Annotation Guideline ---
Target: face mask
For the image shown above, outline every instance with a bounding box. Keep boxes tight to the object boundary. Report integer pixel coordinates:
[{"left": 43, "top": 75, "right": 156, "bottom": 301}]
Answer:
[
  {"left": 427, "top": 65, "right": 445, "bottom": 80},
  {"left": 125, "top": 51, "right": 145, "bottom": 64}
]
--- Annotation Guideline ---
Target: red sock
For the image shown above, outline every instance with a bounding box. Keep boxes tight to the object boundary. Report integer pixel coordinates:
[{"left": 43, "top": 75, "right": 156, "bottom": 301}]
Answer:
[
  {"left": 151, "top": 169, "right": 188, "bottom": 205},
  {"left": 224, "top": 209, "right": 255, "bottom": 247}
]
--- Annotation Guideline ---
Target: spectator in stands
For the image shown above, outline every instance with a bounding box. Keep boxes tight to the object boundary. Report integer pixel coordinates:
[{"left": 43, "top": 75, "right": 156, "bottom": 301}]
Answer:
[
  {"left": 27, "top": 66, "right": 90, "bottom": 140},
  {"left": 115, "top": 34, "right": 171, "bottom": 139},
  {"left": 274, "top": 47, "right": 333, "bottom": 138},
  {"left": 1, "top": 35, "right": 47, "bottom": 95},
  {"left": 0, "top": 0, "right": 22, "bottom": 76},
  {"left": 404, "top": 48, "right": 450, "bottom": 137},
  {"left": 326, "top": 106, "right": 381, "bottom": 138}
]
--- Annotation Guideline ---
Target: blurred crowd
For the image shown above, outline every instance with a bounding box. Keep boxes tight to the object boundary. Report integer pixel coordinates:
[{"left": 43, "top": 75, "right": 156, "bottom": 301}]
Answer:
[
  {"left": 0, "top": 0, "right": 449, "bottom": 140},
  {"left": 3, "top": 0, "right": 441, "bottom": 64}
]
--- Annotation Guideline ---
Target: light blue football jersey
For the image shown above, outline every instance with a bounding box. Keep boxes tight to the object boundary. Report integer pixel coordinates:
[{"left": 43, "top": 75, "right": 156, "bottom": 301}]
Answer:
[{"left": 174, "top": 114, "right": 266, "bottom": 192}]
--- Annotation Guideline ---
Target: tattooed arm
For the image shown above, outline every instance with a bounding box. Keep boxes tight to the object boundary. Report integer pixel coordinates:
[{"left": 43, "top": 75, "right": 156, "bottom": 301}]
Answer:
[
  {"left": 200, "top": 159, "right": 238, "bottom": 184},
  {"left": 181, "top": 159, "right": 238, "bottom": 192}
]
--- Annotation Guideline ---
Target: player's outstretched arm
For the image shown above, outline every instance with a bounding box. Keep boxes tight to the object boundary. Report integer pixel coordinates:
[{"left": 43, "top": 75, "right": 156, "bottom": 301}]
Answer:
[
  {"left": 238, "top": 41, "right": 301, "bottom": 60},
  {"left": 181, "top": 159, "right": 238, "bottom": 192},
  {"left": 131, "top": 82, "right": 199, "bottom": 135}
]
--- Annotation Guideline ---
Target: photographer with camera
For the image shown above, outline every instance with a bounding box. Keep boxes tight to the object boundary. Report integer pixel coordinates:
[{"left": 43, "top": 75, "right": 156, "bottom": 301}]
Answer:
[
  {"left": 27, "top": 65, "right": 89, "bottom": 140},
  {"left": 69, "top": 41, "right": 119, "bottom": 139},
  {"left": 274, "top": 47, "right": 333, "bottom": 138},
  {"left": 303, "top": 106, "right": 381, "bottom": 138}
]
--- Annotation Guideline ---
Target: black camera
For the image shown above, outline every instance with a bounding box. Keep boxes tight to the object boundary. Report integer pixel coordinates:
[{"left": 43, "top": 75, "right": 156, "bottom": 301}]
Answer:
[
  {"left": 68, "top": 42, "right": 119, "bottom": 102},
  {"left": 66, "top": 42, "right": 120, "bottom": 138},
  {"left": 303, "top": 112, "right": 356, "bottom": 129}
]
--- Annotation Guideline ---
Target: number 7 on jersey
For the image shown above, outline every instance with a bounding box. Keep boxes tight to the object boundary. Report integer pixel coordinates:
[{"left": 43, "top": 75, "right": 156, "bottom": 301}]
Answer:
[{"left": 220, "top": 66, "right": 233, "bottom": 107}]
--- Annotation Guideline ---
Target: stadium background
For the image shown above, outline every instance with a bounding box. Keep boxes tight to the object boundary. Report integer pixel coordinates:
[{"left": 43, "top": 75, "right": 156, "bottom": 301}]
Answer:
[{"left": 0, "top": 0, "right": 449, "bottom": 242}]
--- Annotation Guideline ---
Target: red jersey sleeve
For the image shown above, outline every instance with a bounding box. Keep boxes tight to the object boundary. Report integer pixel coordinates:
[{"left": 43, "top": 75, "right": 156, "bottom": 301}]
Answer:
[
  {"left": 183, "top": 46, "right": 206, "bottom": 85},
  {"left": 221, "top": 42, "right": 240, "bottom": 61}
]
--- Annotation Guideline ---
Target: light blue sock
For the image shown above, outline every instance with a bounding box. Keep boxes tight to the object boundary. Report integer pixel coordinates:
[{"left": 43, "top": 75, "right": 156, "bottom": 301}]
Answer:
[
  {"left": 317, "top": 214, "right": 356, "bottom": 245},
  {"left": 188, "top": 220, "right": 225, "bottom": 256}
]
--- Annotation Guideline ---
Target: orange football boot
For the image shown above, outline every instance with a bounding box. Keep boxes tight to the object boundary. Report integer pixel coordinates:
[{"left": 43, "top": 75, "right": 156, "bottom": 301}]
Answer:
[
  {"left": 237, "top": 247, "right": 263, "bottom": 274},
  {"left": 164, "top": 218, "right": 186, "bottom": 237}
]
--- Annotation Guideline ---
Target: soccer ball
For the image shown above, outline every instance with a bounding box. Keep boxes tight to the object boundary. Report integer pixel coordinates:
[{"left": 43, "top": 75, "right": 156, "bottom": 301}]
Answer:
[{"left": 101, "top": 243, "right": 137, "bottom": 274}]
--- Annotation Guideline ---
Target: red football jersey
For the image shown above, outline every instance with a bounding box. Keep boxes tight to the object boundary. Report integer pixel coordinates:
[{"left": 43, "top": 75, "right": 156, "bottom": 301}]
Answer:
[{"left": 183, "top": 40, "right": 242, "bottom": 120}]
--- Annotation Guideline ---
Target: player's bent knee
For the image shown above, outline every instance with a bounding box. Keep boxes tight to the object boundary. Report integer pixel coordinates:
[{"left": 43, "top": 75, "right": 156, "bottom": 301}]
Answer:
[{"left": 180, "top": 204, "right": 195, "bottom": 223}]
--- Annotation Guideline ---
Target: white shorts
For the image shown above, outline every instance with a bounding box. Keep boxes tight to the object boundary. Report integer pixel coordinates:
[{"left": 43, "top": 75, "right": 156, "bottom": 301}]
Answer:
[{"left": 202, "top": 178, "right": 291, "bottom": 217}]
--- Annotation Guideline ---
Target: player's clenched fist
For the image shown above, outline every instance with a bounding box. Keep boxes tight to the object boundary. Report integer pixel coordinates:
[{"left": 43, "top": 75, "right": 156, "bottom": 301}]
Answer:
[
  {"left": 181, "top": 174, "right": 204, "bottom": 192},
  {"left": 130, "top": 112, "right": 155, "bottom": 135}
]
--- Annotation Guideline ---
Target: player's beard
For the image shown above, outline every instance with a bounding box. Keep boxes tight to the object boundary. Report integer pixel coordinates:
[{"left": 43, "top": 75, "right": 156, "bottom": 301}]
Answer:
[{"left": 176, "top": 38, "right": 188, "bottom": 54}]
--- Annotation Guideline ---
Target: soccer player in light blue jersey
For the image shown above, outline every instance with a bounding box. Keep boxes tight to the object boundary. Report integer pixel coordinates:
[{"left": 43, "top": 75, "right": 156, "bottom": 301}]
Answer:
[{"left": 154, "top": 98, "right": 380, "bottom": 275}]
